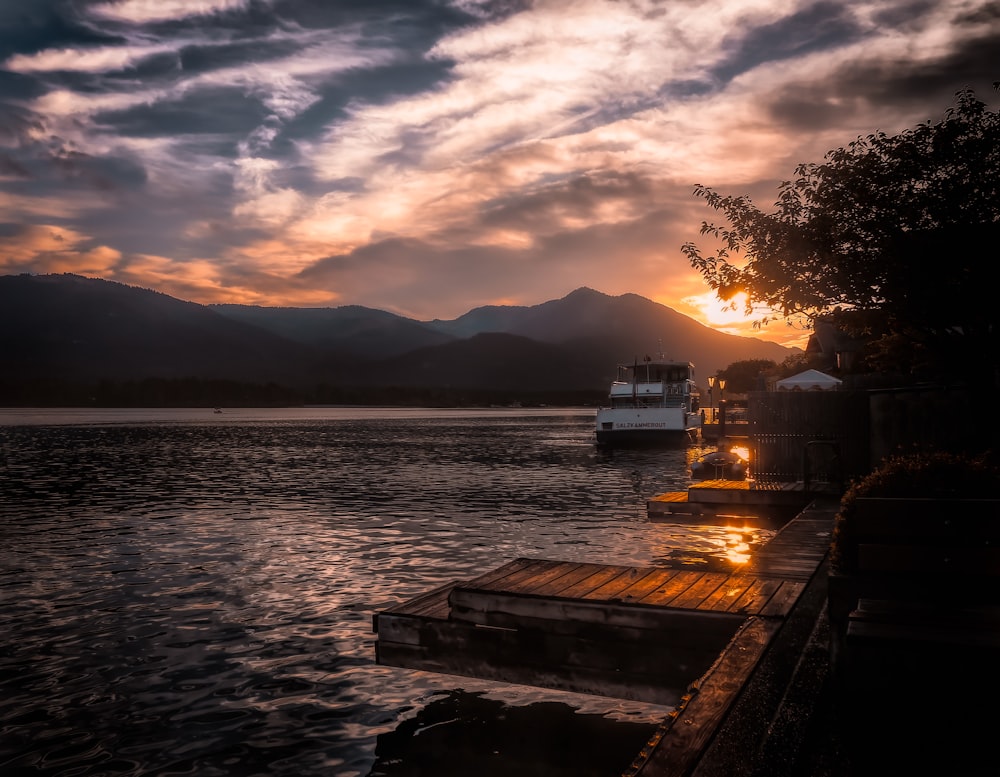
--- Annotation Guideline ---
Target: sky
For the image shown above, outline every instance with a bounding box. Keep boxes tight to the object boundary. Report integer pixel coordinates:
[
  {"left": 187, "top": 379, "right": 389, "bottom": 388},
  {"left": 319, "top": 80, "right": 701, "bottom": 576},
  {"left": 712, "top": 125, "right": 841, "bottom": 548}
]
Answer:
[{"left": 0, "top": 0, "right": 997, "bottom": 349}]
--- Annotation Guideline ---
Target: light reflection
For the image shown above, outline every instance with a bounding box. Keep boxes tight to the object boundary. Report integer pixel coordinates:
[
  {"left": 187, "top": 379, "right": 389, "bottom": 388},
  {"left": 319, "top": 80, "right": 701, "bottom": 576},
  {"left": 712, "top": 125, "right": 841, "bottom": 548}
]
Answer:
[
  {"left": 721, "top": 527, "right": 753, "bottom": 566},
  {"left": 728, "top": 445, "right": 750, "bottom": 463}
]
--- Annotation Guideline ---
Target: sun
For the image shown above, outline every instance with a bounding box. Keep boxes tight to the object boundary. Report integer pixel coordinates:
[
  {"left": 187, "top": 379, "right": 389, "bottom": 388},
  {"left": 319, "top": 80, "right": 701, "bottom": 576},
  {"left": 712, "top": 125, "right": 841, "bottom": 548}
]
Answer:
[
  {"left": 667, "top": 289, "right": 810, "bottom": 350},
  {"left": 687, "top": 291, "right": 756, "bottom": 328}
]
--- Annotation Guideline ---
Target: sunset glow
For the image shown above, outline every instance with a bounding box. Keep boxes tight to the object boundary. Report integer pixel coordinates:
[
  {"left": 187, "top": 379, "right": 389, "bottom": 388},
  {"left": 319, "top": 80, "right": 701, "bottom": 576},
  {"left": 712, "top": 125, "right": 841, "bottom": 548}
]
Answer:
[{"left": 0, "top": 1, "right": 994, "bottom": 347}]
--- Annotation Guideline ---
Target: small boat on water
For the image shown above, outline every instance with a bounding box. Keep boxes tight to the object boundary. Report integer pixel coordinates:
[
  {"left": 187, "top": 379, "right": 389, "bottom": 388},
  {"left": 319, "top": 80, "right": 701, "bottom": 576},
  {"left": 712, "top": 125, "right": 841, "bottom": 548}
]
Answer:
[
  {"left": 595, "top": 356, "right": 701, "bottom": 447},
  {"left": 690, "top": 449, "right": 748, "bottom": 480}
]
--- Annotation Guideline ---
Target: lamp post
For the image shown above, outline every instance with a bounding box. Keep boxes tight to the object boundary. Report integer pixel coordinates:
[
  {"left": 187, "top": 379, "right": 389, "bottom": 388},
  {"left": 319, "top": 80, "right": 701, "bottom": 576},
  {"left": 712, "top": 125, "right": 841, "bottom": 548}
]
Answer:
[
  {"left": 718, "top": 379, "right": 727, "bottom": 440},
  {"left": 707, "top": 376, "right": 715, "bottom": 413}
]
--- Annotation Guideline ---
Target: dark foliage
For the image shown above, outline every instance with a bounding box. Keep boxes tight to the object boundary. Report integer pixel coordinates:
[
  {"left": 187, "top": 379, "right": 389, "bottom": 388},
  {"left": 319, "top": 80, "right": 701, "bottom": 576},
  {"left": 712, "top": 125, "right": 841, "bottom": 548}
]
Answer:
[
  {"left": 830, "top": 450, "right": 1000, "bottom": 572},
  {"left": 683, "top": 88, "right": 1000, "bottom": 385}
]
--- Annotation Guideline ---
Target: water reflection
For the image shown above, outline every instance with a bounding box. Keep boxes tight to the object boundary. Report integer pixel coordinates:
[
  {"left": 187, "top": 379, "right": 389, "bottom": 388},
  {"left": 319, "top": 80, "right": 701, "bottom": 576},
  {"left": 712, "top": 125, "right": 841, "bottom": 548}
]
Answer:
[
  {"left": 0, "top": 409, "right": 775, "bottom": 776},
  {"left": 368, "top": 690, "right": 655, "bottom": 777}
]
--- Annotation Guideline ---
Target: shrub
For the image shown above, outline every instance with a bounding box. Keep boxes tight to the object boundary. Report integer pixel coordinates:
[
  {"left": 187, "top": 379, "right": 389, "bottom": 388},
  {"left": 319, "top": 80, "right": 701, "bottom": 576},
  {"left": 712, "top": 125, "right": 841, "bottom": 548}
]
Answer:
[{"left": 829, "top": 450, "right": 1000, "bottom": 573}]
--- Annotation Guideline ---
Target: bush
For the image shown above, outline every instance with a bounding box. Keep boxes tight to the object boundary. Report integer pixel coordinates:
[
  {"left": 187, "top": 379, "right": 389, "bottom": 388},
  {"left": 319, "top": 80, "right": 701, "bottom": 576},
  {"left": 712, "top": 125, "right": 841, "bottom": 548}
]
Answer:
[{"left": 829, "top": 450, "right": 1000, "bottom": 573}]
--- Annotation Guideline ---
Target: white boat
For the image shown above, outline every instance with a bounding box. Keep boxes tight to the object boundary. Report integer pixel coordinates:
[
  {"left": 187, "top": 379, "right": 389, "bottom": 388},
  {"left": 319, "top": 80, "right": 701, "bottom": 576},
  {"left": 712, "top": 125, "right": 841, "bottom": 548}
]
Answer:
[{"left": 595, "top": 357, "right": 701, "bottom": 446}]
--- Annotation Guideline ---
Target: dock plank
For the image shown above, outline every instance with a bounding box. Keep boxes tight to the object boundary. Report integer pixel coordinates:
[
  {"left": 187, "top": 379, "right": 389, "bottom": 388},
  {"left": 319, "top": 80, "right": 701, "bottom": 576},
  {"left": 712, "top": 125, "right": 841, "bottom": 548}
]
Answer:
[
  {"left": 631, "top": 616, "right": 781, "bottom": 776},
  {"left": 496, "top": 559, "right": 587, "bottom": 593},
  {"left": 448, "top": 584, "right": 744, "bottom": 635},
  {"left": 531, "top": 562, "right": 620, "bottom": 597},
  {"left": 460, "top": 557, "right": 541, "bottom": 589},
  {"left": 757, "top": 580, "right": 807, "bottom": 618},
  {"left": 470, "top": 558, "right": 576, "bottom": 594},
  {"left": 378, "top": 580, "right": 456, "bottom": 619},
  {"left": 697, "top": 576, "right": 760, "bottom": 611},
  {"left": 613, "top": 568, "right": 683, "bottom": 603},
  {"left": 374, "top": 501, "right": 838, "bottom": 734},
  {"left": 636, "top": 571, "right": 709, "bottom": 607},
  {"left": 554, "top": 564, "right": 635, "bottom": 599},
  {"left": 667, "top": 573, "right": 731, "bottom": 610},
  {"left": 583, "top": 566, "right": 665, "bottom": 600},
  {"left": 726, "top": 577, "right": 783, "bottom": 614}
]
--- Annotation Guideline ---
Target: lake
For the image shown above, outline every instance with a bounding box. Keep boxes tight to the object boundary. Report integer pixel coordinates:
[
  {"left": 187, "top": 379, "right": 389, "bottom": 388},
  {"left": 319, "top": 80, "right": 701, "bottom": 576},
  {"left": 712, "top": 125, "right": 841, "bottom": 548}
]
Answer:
[{"left": 0, "top": 407, "right": 774, "bottom": 776}]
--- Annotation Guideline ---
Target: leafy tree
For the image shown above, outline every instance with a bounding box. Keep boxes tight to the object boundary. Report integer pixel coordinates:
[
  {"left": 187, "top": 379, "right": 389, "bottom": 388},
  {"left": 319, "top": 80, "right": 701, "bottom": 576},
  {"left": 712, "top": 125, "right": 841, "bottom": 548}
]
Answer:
[
  {"left": 682, "top": 87, "right": 1000, "bottom": 384},
  {"left": 716, "top": 359, "right": 777, "bottom": 394}
]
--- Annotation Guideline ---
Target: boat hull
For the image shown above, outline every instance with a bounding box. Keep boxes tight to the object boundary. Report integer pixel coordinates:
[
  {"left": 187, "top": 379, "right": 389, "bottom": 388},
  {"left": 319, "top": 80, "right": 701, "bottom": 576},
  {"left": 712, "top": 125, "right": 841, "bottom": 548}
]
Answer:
[{"left": 595, "top": 407, "right": 700, "bottom": 447}]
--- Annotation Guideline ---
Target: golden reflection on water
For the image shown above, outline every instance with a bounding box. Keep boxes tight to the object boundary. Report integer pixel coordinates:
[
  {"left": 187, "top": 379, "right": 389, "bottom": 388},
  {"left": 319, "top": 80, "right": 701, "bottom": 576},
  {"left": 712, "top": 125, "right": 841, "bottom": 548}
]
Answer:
[{"left": 720, "top": 527, "right": 754, "bottom": 565}]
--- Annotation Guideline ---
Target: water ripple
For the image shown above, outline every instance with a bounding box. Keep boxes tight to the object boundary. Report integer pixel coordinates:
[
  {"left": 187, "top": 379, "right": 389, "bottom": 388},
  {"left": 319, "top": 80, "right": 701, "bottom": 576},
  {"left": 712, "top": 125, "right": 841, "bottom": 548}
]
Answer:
[{"left": 0, "top": 411, "right": 773, "bottom": 776}]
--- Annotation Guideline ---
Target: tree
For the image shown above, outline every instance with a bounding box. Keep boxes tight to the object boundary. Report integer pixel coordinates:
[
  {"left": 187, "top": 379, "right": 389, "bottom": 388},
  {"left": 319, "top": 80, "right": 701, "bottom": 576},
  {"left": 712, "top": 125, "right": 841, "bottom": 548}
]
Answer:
[
  {"left": 682, "top": 87, "right": 1000, "bottom": 385},
  {"left": 716, "top": 359, "right": 777, "bottom": 394}
]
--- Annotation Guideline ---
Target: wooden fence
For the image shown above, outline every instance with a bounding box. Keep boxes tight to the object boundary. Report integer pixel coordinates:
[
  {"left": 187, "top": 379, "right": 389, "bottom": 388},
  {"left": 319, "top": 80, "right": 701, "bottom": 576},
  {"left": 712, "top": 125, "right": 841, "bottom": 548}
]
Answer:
[
  {"left": 745, "top": 385, "right": 980, "bottom": 487},
  {"left": 747, "top": 391, "right": 871, "bottom": 487}
]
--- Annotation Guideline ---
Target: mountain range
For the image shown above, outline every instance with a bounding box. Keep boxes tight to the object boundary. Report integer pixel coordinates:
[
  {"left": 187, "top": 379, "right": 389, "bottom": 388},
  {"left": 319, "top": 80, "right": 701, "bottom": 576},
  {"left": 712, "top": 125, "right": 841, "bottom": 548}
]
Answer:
[{"left": 0, "top": 273, "right": 798, "bottom": 404}]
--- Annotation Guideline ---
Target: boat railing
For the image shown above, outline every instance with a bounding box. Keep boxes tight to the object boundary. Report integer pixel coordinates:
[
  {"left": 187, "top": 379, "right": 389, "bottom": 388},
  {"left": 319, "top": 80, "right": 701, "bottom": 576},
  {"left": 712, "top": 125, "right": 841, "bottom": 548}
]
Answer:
[
  {"left": 609, "top": 381, "right": 694, "bottom": 397},
  {"left": 609, "top": 397, "right": 688, "bottom": 409}
]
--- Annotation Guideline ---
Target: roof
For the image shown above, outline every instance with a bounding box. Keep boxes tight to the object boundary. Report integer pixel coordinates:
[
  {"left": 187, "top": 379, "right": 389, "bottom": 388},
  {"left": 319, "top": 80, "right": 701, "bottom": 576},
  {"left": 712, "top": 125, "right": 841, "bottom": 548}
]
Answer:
[{"left": 775, "top": 369, "right": 842, "bottom": 391}]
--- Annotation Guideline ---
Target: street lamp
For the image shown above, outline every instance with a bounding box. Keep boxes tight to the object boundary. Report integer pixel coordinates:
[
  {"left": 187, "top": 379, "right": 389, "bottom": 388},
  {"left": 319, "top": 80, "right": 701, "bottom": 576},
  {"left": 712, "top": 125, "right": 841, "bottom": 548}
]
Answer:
[
  {"left": 707, "top": 376, "right": 715, "bottom": 410},
  {"left": 718, "top": 379, "right": 728, "bottom": 440}
]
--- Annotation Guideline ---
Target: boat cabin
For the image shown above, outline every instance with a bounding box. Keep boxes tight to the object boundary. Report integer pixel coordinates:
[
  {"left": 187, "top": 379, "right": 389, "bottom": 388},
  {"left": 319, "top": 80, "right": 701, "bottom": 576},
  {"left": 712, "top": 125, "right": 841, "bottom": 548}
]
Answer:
[{"left": 608, "top": 360, "right": 699, "bottom": 409}]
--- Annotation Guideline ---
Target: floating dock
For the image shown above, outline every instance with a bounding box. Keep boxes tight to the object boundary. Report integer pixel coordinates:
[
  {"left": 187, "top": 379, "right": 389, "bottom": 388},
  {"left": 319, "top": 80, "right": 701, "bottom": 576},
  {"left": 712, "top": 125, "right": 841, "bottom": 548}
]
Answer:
[
  {"left": 373, "top": 497, "right": 835, "bottom": 709},
  {"left": 647, "top": 478, "right": 833, "bottom": 524}
]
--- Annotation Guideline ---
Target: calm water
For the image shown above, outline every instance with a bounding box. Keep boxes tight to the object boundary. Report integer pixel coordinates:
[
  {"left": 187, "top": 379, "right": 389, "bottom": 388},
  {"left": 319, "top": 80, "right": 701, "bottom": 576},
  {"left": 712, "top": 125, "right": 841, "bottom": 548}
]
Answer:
[{"left": 0, "top": 408, "right": 773, "bottom": 777}]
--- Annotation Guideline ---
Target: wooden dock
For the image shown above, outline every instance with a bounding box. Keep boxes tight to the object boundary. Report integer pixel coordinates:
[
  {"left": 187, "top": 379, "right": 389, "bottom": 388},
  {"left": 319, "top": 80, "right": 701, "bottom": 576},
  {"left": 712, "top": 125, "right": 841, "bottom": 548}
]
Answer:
[
  {"left": 647, "top": 478, "right": 832, "bottom": 525},
  {"left": 627, "top": 498, "right": 838, "bottom": 776},
  {"left": 373, "top": 497, "right": 837, "bottom": 729}
]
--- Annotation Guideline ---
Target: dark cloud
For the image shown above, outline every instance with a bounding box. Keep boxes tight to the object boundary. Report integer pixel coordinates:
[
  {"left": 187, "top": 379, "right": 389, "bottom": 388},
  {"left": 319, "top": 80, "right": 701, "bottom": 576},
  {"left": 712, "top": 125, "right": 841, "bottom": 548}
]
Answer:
[
  {"left": 0, "top": 155, "right": 29, "bottom": 177},
  {"left": 764, "top": 29, "right": 1000, "bottom": 133},
  {"left": 476, "top": 172, "right": 656, "bottom": 233},
  {"left": 0, "top": 0, "right": 994, "bottom": 346},
  {"left": 955, "top": 2, "right": 1000, "bottom": 24},
  {"left": 3, "top": 138, "right": 148, "bottom": 194},
  {"left": 713, "top": 2, "right": 865, "bottom": 83},
  {"left": 177, "top": 39, "right": 303, "bottom": 76},
  {"left": 0, "top": 69, "right": 48, "bottom": 101},
  {"left": 275, "top": 58, "right": 455, "bottom": 153},
  {"left": 267, "top": 0, "right": 514, "bottom": 30},
  {"left": 95, "top": 87, "right": 271, "bottom": 138},
  {"left": 870, "top": 0, "right": 940, "bottom": 29},
  {"left": 838, "top": 33, "right": 1000, "bottom": 107},
  {"left": 0, "top": 1, "right": 120, "bottom": 59},
  {"left": 0, "top": 104, "right": 45, "bottom": 144}
]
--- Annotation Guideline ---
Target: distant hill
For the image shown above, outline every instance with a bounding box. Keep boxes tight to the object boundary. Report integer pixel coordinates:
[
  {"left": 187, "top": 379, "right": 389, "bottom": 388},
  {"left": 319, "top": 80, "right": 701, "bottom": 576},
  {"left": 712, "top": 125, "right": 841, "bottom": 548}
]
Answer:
[
  {"left": 348, "top": 332, "right": 605, "bottom": 391},
  {"left": 0, "top": 273, "right": 799, "bottom": 405},
  {"left": 211, "top": 285, "right": 795, "bottom": 382},
  {"left": 0, "top": 273, "right": 325, "bottom": 385},
  {"left": 209, "top": 303, "right": 456, "bottom": 357},
  {"left": 422, "top": 287, "right": 794, "bottom": 383}
]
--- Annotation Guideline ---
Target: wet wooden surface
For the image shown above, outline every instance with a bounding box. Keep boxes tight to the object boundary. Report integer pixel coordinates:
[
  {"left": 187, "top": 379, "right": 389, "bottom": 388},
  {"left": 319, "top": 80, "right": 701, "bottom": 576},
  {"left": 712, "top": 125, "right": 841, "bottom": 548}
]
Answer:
[{"left": 374, "top": 501, "right": 834, "bottom": 709}]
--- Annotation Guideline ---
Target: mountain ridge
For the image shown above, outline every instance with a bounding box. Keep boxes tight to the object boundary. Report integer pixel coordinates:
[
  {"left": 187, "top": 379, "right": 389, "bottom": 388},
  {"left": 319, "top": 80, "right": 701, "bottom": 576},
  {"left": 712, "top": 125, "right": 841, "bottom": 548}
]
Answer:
[{"left": 1, "top": 273, "right": 798, "bottom": 404}]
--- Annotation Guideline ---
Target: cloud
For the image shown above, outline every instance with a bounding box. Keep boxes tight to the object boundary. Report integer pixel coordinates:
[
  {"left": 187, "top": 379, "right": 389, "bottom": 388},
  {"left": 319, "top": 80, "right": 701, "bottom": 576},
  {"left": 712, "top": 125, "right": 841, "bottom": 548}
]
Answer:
[
  {"left": 6, "top": 44, "right": 171, "bottom": 74},
  {"left": 0, "top": 0, "right": 996, "bottom": 350},
  {"left": 0, "top": 224, "right": 121, "bottom": 275},
  {"left": 90, "top": 0, "right": 257, "bottom": 24}
]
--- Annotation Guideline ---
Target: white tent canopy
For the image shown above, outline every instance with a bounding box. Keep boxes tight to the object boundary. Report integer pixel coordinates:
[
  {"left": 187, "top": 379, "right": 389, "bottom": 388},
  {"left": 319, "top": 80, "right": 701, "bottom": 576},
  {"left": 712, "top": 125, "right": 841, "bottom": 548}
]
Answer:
[{"left": 775, "top": 369, "right": 842, "bottom": 391}]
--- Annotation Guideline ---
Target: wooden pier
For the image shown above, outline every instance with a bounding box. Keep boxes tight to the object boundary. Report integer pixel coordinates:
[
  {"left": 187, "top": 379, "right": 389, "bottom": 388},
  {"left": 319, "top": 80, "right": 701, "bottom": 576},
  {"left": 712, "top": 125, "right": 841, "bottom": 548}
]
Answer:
[
  {"left": 373, "top": 496, "right": 839, "bottom": 773},
  {"left": 647, "top": 478, "right": 836, "bottom": 525}
]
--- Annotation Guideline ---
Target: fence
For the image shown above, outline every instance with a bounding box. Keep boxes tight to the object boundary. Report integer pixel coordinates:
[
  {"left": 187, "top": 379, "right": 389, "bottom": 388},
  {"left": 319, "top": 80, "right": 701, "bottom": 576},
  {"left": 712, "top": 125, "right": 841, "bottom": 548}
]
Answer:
[{"left": 747, "top": 391, "right": 871, "bottom": 487}]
